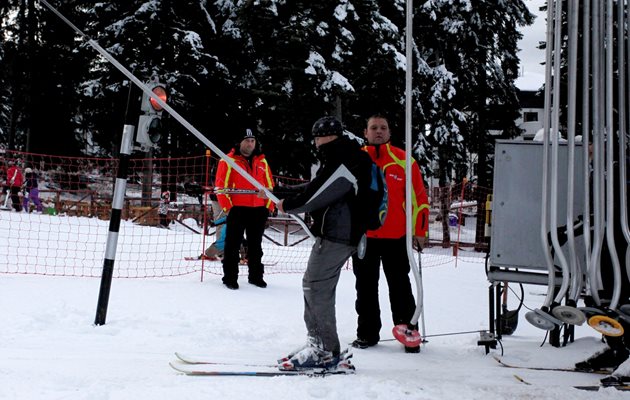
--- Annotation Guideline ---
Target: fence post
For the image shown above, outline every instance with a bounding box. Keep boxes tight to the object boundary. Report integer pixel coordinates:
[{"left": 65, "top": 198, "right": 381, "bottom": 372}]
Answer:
[{"left": 200, "top": 149, "right": 212, "bottom": 282}]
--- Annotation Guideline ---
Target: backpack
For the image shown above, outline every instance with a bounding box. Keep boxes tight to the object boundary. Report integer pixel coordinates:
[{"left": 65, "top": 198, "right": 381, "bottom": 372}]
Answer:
[{"left": 363, "top": 162, "right": 388, "bottom": 231}]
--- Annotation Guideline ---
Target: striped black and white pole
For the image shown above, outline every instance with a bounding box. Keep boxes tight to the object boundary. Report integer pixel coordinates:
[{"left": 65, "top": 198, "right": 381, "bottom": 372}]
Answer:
[{"left": 94, "top": 123, "right": 135, "bottom": 326}]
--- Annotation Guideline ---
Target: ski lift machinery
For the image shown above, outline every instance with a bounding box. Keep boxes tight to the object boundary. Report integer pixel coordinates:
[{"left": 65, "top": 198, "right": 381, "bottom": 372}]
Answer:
[
  {"left": 487, "top": 140, "right": 585, "bottom": 345},
  {"left": 488, "top": 0, "right": 630, "bottom": 346}
]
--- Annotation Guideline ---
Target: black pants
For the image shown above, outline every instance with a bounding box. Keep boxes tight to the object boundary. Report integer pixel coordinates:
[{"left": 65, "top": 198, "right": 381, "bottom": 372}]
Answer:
[
  {"left": 10, "top": 187, "right": 22, "bottom": 212},
  {"left": 352, "top": 236, "right": 416, "bottom": 341},
  {"left": 222, "top": 206, "right": 268, "bottom": 283},
  {"left": 159, "top": 213, "right": 170, "bottom": 227}
]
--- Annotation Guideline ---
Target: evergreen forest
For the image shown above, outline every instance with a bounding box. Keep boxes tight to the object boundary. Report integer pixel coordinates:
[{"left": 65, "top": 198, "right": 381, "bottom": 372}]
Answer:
[{"left": 0, "top": 0, "right": 535, "bottom": 183}]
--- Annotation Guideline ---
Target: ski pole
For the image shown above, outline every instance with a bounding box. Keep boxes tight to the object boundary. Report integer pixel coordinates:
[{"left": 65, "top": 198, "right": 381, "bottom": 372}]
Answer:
[
  {"left": 418, "top": 249, "right": 427, "bottom": 339},
  {"left": 202, "top": 187, "right": 262, "bottom": 195},
  {"left": 202, "top": 187, "right": 297, "bottom": 195},
  {"left": 2, "top": 190, "right": 10, "bottom": 209}
]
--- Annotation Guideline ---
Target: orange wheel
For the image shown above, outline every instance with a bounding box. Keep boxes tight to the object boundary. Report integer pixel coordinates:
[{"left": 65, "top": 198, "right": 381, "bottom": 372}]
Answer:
[{"left": 587, "top": 315, "right": 624, "bottom": 337}]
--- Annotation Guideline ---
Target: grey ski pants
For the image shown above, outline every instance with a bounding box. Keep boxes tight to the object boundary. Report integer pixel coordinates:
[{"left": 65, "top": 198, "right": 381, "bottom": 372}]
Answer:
[{"left": 303, "top": 237, "right": 355, "bottom": 355}]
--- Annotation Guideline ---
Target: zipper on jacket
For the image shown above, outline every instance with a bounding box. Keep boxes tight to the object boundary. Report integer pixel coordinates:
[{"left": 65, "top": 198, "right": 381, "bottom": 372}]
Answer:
[{"left": 320, "top": 206, "right": 329, "bottom": 237}]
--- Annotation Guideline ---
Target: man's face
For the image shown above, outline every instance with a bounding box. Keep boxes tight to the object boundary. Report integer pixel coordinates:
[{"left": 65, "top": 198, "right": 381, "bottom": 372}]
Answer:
[
  {"left": 239, "top": 138, "right": 256, "bottom": 156},
  {"left": 314, "top": 135, "right": 338, "bottom": 149},
  {"left": 364, "top": 117, "right": 391, "bottom": 145}
]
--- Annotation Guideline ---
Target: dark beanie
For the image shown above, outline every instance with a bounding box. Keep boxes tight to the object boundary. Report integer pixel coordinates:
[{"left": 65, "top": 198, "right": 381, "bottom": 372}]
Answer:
[
  {"left": 242, "top": 128, "right": 256, "bottom": 140},
  {"left": 312, "top": 116, "right": 343, "bottom": 137}
]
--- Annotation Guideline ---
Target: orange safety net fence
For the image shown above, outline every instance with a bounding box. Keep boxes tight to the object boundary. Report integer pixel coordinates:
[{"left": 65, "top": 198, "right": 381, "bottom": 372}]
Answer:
[{"left": 0, "top": 150, "right": 490, "bottom": 278}]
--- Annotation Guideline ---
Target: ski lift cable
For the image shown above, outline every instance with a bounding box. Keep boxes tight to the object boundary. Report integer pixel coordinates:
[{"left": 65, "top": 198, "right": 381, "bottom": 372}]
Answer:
[
  {"left": 537, "top": 0, "right": 559, "bottom": 313},
  {"left": 564, "top": 0, "right": 583, "bottom": 306},
  {"left": 619, "top": 0, "right": 630, "bottom": 285},
  {"left": 604, "top": 0, "right": 623, "bottom": 311},
  {"left": 548, "top": 0, "right": 571, "bottom": 307},
  {"left": 403, "top": 0, "right": 426, "bottom": 338}
]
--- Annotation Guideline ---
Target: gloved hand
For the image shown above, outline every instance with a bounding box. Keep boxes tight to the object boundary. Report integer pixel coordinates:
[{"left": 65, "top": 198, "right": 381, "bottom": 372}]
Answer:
[
  {"left": 413, "top": 236, "right": 428, "bottom": 251},
  {"left": 256, "top": 190, "right": 268, "bottom": 200},
  {"left": 23, "top": 191, "right": 29, "bottom": 199}
]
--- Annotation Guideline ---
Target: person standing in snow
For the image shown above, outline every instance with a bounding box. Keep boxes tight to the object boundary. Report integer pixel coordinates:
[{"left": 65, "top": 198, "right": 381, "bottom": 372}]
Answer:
[
  {"left": 201, "top": 196, "right": 227, "bottom": 260},
  {"left": 215, "top": 127, "right": 274, "bottom": 290},
  {"left": 158, "top": 191, "right": 170, "bottom": 228},
  {"left": 22, "top": 167, "right": 43, "bottom": 213},
  {"left": 200, "top": 173, "right": 236, "bottom": 262},
  {"left": 7, "top": 160, "right": 24, "bottom": 212},
  {"left": 0, "top": 158, "right": 7, "bottom": 207},
  {"left": 276, "top": 116, "right": 373, "bottom": 371},
  {"left": 351, "top": 114, "right": 429, "bottom": 353}
]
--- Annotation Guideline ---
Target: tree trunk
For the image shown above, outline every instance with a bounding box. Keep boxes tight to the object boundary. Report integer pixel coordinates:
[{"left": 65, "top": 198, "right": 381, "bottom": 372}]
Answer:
[
  {"left": 438, "top": 151, "right": 451, "bottom": 247},
  {"left": 474, "top": 9, "right": 489, "bottom": 253}
]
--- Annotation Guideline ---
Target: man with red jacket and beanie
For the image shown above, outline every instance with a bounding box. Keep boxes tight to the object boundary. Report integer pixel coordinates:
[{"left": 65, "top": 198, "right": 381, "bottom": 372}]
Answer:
[
  {"left": 7, "top": 160, "right": 24, "bottom": 212},
  {"left": 351, "top": 114, "right": 430, "bottom": 353},
  {"left": 215, "top": 127, "right": 275, "bottom": 289}
]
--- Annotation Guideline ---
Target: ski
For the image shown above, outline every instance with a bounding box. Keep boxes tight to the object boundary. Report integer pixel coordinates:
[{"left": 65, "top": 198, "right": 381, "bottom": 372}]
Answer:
[
  {"left": 169, "top": 362, "right": 352, "bottom": 377},
  {"left": 184, "top": 256, "right": 221, "bottom": 262},
  {"left": 574, "top": 384, "right": 630, "bottom": 392},
  {"left": 183, "top": 257, "right": 277, "bottom": 266},
  {"left": 174, "top": 352, "right": 278, "bottom": 368},
  {"left": 492, "top": 355, "right": 610, "bottom": 375},
  {"left": 512, "top": 374, "right": 531, "bottom": 385},
  {"left": 176, "top": 349, "right": 353, "bottom": 367}
]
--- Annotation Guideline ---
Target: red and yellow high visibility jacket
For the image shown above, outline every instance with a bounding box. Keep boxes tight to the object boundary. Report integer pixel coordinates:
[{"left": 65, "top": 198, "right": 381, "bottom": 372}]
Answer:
[
  {"left": 215, "top": 149, "right": 275, "bottom": 213},
  {"left": 363, "top": 143, "right": 429, "bottom": 239},
  {"left": 7, "top": 166, "right": 23, "bottom": 187}
]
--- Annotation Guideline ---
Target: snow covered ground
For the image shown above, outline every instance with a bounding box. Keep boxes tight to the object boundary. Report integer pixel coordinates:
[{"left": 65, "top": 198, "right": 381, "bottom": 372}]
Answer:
[{"left": 1, "top": 245, "right": 626, "bottom": 399}]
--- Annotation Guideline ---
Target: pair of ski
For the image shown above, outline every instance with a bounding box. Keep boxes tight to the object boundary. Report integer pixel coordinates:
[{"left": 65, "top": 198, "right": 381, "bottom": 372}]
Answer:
[
  {"left": 183, "top": 257, "right": 278, "bottom": 266},
  {"left": 170, "top": 352, "right": 351, "bottom": 377},
  {"left": 171, "top": 323, "right": 420, "bottom": 377},
  {"left": 493, "top": 356, "right": 630, "bottom": 391}
]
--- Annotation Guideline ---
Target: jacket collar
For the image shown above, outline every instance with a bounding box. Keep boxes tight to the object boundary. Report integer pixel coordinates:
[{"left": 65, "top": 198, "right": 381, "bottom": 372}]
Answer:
[{"left": 365, "top": 141, "right": 391, "bottom": 159}]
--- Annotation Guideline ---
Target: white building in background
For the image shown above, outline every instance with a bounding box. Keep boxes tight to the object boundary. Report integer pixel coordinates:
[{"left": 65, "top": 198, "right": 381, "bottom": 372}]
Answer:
[
  {"left": 425, "top": 88, "right": 545, "bottom": 197},
  {"left": 515, "top": 90, "right": 544, "bottom": 140}
]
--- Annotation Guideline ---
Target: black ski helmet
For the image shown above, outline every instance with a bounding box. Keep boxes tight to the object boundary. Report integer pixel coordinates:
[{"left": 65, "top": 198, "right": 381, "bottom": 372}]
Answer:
[{"left": 312, "top": 116, "right": 343, "bottom": 137}]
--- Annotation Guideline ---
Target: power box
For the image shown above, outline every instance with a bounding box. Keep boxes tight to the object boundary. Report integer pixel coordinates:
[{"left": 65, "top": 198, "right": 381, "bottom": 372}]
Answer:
[{"left": 489, "top": 140, "right": 585, "bottom": 270}]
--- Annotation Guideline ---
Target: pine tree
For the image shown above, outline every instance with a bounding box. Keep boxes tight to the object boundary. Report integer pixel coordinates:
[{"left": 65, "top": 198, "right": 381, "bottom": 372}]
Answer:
[
  {"left": 231, "top": 0, "right": 358, "bottom": 177},
  {"left": 417, "top": 0, "right": 532, "bottom": 182},
  {"left": 0, "top": 0, "right": 87, "bottom": 155},
  {"left": 78, "top": 1, "right": 235, "bottom": 158},
  {"left": 411, "top": 0, "right": 533, "bottom": 246},
  {"left": 0, "top": 0, "right": 35, "bottom": 152},
  {"left": 230, "top": 0, "right": 422, "bottom": 177},
  {"left": 0, "top": 26, "right": 13, "bottom": 144},
  {"left": 29, "top": 0, "right": 85, "bottom": 155},
  {"left": 0, "top": 0, "right": 534, "bottom": 193},
  {"left": 335, "top": 0, "right": 409, "bottom": 134}
]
